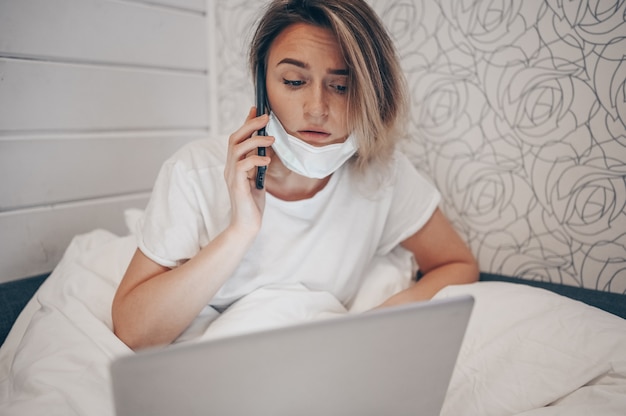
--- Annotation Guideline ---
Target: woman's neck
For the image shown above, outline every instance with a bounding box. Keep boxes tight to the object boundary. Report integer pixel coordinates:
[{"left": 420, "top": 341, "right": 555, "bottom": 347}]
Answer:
[{"left": 265, "top": 150, "right": 331, "bottom": 201}]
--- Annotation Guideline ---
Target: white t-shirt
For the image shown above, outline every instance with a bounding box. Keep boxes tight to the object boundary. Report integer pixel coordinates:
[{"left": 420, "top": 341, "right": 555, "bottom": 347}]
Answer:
[{"left": 138, "top": 137, "right": 440, "bottom": 308}]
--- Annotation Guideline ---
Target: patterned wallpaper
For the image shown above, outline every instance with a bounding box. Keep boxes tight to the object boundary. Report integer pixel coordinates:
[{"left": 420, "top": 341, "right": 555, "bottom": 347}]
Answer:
[{"left": 213, "top": 0, "right": 626, "bottom": 293}]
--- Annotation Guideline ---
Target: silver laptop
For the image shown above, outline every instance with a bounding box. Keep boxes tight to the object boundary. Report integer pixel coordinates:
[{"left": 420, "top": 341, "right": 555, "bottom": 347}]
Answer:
[{"left": 111, "top": 295, "right": 473, "bottom": 416}]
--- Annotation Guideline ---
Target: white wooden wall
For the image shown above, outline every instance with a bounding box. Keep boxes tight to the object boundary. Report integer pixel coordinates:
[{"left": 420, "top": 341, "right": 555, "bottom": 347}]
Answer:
[{"left": 0, "top": 0, "right": 212, "bottom": 282}]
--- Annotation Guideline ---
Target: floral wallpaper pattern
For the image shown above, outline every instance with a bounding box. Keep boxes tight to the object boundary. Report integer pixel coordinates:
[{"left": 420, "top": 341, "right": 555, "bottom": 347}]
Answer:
[{"left": 213, "top": 0, "right": 626, "bottom": 293}]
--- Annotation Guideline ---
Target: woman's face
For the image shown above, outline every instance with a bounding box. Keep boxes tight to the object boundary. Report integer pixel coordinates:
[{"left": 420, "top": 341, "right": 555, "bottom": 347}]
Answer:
[{"left": 265, "top": 23, "right": 350, "bottom": 147}]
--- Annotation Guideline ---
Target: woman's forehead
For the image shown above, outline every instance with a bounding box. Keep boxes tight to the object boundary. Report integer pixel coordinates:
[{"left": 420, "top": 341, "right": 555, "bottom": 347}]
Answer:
[{"left": 267, "top": 23, "right": 346, "bottom": 70}]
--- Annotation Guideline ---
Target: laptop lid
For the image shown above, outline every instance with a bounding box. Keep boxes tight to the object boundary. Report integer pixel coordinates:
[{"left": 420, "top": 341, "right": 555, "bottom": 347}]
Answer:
[{"left": 111, "top": 295, "right": 473, "bottom": 416}]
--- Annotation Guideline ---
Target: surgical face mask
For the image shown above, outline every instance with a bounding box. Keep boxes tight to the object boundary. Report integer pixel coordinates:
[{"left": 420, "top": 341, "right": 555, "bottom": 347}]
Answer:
[{"left": 266, "top": 113, "right": 357, "bottom": 179}]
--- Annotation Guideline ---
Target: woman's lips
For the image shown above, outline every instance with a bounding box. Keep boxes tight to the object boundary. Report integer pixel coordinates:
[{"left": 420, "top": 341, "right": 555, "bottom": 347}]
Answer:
[{"left": 297, "top": 130, "right": 331, "bottom": 144}]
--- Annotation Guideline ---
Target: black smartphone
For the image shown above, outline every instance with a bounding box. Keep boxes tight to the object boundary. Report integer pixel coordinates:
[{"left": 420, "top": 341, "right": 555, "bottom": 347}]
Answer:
[{"left": 255, "top": 64, "right": 268, "bottom": 190}]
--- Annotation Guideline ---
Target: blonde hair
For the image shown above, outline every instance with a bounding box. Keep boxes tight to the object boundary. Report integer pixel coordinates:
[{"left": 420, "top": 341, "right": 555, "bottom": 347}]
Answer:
[{"left": 249, "top": 0, "right": 408, "bottom": 174}]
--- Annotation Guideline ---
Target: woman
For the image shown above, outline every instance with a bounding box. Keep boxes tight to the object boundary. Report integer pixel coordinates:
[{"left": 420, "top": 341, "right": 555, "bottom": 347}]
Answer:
[{"left": 112, "top": 0, "right": 478, "bottom": 350}]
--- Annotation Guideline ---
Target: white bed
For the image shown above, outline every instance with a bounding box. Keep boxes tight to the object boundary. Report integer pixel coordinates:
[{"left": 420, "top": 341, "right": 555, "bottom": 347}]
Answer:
[{"left": 1, "top": 210, "right": 625, "bottom": 416}]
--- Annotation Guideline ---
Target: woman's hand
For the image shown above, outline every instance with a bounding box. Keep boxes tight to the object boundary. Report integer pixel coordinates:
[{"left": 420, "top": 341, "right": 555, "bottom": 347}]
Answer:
[{"left": 224, "top": 107, "right": 274, "bottom": 235}]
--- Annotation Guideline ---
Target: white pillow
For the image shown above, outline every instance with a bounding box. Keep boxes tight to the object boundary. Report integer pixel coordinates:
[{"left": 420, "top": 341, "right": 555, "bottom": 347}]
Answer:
[{"left": 436, "top": 282, "right": 626, "bottom": 416}]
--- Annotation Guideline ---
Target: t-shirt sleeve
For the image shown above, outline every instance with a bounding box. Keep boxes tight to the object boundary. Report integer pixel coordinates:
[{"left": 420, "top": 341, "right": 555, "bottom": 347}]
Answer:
[
  {"left": 136, "top": 157, "right": 204, "bottom": 268},
  {"left": 377, "top": 153, "right": 441, "bottom": 254}
]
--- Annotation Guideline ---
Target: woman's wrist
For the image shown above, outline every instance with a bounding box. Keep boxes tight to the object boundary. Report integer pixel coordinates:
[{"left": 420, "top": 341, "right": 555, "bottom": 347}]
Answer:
[{"left": 224, "top": 221, "right": 261, "bottom": 247}]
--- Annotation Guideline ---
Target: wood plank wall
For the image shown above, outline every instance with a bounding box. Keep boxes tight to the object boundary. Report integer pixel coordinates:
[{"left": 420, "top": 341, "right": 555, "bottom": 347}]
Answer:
[{"left": 0, "top": 0, "right": 212, "bottom": 282}]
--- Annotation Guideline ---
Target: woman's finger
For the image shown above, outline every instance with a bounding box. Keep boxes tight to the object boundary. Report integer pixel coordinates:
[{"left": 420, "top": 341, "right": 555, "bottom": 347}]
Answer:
[
  {"left": 228, "top": 110, "right": 269, "bottom": 147},
  {"left": 232, "top": 135, "right": 274, "bottom": 161}
]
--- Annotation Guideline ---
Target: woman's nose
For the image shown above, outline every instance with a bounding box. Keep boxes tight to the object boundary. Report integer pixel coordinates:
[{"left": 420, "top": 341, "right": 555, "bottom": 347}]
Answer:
[{"left": 304, "top": 85, "right": 329, "bottom": 120}]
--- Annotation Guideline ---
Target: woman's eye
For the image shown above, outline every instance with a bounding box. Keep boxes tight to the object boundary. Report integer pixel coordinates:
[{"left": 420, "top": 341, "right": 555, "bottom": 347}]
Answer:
[
  {"left": 333, "top": 84, "right": 347, "bottom": 94},
  {"left": 283, "top": 79, "right": 304, "bottom": 88}
]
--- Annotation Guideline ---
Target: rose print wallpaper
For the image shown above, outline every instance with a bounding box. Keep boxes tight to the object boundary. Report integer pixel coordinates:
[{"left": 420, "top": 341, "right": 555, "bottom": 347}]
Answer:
[{"left": 211, "top": 0, "right": 626, "bottom": 293}]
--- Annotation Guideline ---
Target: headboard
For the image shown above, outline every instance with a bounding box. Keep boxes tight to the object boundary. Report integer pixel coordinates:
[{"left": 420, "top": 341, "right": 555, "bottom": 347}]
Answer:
[
  {"left": 0, "top": 0, "right": 210, "bottom": 283},
  {"left": 1, "top": 0, "right": 625, "bottom": 298}
]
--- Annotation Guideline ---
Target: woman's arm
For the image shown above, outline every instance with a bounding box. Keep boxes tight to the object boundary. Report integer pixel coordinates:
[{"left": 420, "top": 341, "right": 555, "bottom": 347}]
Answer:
[
  {"left": 378, "top": 208, "right": 479, "bottom": 307},
  {"left": 112, "top": 109, "right": 273, "bottom": 350},
  {"left": 112, "top": 227, "right": 254, "bottom": 350}
]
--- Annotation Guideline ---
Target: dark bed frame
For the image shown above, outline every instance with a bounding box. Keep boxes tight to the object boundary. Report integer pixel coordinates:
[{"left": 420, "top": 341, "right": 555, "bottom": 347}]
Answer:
[{"left": 1, "top": 272, "right": 625, "bottom": 346}]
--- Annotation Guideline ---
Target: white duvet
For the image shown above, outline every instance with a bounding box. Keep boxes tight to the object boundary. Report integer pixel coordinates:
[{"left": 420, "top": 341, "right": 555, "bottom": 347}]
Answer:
[{"left": 1, "top": 215, "right": 625, "bottom": 415}]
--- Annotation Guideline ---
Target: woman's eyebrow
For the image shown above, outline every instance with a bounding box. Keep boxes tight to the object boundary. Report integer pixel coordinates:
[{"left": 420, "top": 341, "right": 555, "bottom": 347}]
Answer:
[{"left": 277, "top": 58, "right": 348, "bottom": 75}]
